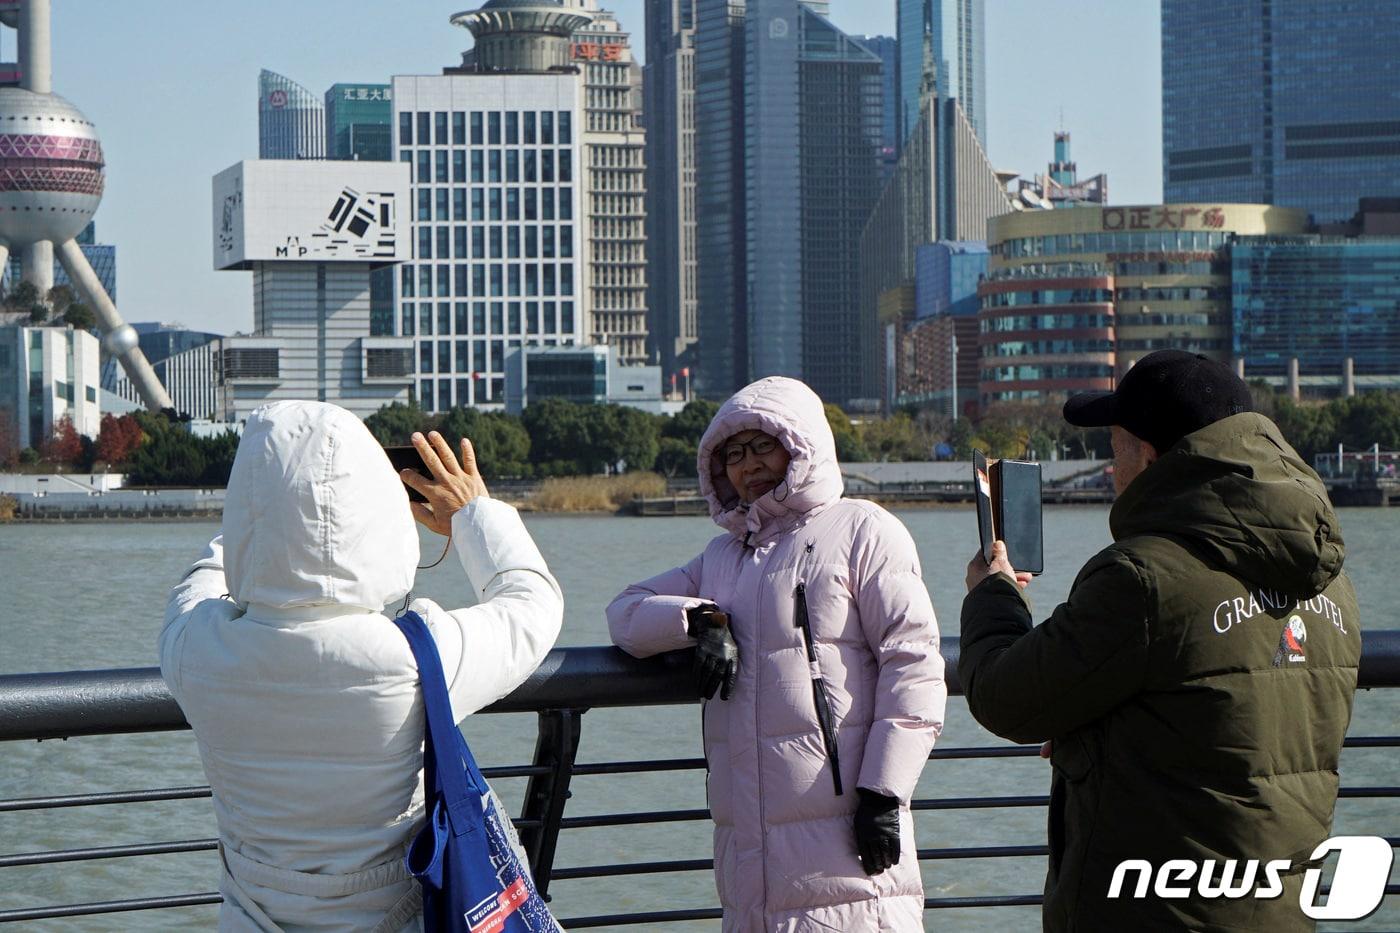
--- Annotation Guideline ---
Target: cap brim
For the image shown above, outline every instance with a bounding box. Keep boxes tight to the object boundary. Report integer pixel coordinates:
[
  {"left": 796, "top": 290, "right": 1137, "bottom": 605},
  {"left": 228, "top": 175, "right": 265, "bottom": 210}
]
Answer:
[{"left": 1063, "top": 391, "right": 1119, "bottom": 428}]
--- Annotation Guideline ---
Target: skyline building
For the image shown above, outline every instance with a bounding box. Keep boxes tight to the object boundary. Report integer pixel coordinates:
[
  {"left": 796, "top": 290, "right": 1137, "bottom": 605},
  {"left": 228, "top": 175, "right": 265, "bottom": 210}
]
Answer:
[
  {"left": 392, "top": 0, "right": 591, "bottom": 413},
  {"left": 977, "top": 203, "right": 1308, "bottom": 406},
  {"left": 258, "top": 69, "right": 326, "bottom": 160},
  {"left": 891, "top": 242, "right": 987, "bottom": 414},
  {"left": 212, "top": 160, "right": 414, "bottom": 421},
  {"left": 694, "top": 0, "right": 885, "bottom": 406},
  {"left": 102, "top": 322, "right": 222, "bottom": 419},
  {"left": 861, "top": 90, "right": 1009, "bottom": 409},
  {"left": 1013, "top": 132, "right": 1108, "bottom": 208},
  {"left": 105, "top": 333, "right": 222, "bottom": 421},
  {"left": 1233, "top": 200, "right": 1400, "bottom": 396},
  {"left": 502, "top": 343, "right": 667, "bottom": 415},
  {"left": 325, "top": 83, "right": 393, "bottom": 162},
  {"left": 1162, "top": 0, "right": 1400, "bottom": 223},
  {"left": 915, "top": 240, "right": 986, "bottom": 319},
  {"left": 896, "top": 0, "right": 985, "bottom": 149},
  {"left": 863, "top": 34, "right": 900, "bottom": 178},
  {"left": 563, "top": 0, "right": 649, "bottom": 367},
  {"left": 643, "top": 0, "right": 698, "bottom": 383},
  {"left": 0, "top": 317, "right": 100, "bottom": 452}
]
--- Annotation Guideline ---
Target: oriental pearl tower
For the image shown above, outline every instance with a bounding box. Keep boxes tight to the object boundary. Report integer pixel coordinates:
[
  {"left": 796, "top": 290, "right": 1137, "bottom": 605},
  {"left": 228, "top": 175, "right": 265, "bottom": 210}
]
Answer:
[{"left": 0, "top": 0, "right": 170, "bottom": 410}]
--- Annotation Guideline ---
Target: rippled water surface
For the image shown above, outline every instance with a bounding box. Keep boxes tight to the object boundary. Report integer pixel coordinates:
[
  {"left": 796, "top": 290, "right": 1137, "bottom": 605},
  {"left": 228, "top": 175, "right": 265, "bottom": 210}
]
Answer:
[{"left": 1, "top": 507, "right": 1396, "bottom": 930}]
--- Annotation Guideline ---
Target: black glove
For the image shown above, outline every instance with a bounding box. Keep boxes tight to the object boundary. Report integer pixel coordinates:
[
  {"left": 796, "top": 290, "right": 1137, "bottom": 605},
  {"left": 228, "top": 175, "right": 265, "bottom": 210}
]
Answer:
[
  {"left": 686, "top": 604, "right": 738, "bottom": 701},
  {"left": 854, "top": 788, "right": 901, "bottom": 875}
]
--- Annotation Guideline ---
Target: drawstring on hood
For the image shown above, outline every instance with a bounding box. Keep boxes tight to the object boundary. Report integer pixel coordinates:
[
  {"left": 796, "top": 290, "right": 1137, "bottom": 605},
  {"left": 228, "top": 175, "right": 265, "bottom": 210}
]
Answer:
[
  {"left": 697, "top": 377, "right": 845, "bottom": 545},
  {"left": 221, "top": 401, "right": 420, "bottom": 614}
]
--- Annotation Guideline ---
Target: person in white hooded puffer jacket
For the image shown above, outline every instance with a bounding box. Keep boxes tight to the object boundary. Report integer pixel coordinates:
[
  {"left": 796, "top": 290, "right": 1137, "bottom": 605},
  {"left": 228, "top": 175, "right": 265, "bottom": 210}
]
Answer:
[{"left": 159, "top": 401, "right": 563, "bottom": 932}]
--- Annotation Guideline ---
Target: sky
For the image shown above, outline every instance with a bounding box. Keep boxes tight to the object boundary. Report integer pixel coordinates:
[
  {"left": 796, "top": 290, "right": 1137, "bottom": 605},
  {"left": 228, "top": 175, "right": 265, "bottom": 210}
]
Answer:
[{"left": 36, "top": 0, "right": 1161, "bottom": 336}]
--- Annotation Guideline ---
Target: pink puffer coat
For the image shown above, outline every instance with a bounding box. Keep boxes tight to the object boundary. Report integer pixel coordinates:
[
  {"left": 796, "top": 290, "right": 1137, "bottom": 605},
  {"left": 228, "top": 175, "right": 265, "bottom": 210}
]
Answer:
[{"left": 608, "top": 377, "right": 946, "bottom": 932}]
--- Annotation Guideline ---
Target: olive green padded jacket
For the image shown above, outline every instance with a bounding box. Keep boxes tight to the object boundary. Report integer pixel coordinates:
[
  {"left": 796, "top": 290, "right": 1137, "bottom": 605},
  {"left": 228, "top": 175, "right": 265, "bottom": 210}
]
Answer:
[{"left": 959, "top": 413, "right": 1361, "bottom": 932}]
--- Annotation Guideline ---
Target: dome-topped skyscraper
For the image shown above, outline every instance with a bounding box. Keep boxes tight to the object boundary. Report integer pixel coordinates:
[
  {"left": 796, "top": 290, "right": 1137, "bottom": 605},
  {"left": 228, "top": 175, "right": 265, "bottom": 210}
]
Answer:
[
  {"left": 0, "top": 0, "right": 170, "bottom": 410},
  {"left": 450, "top": 0, "right": 593, "bottom": 73}
]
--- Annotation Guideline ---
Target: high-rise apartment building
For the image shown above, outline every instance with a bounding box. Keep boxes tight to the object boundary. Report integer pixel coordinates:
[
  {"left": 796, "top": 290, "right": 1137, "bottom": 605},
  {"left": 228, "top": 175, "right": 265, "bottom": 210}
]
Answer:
[
  {"left": 562, "top": 0, "right": 649, "bottom": 366},
  {"left": 258, "top": 69, "right": 326, "bottom": 160},
  {"left": 325, "top": 84, "right": 393, "bottom": 162},
  {"left": 694, "top": 0, "right": 884, "bottom": 405},
  {"left": 645, "top": 0, "right": 699, "bottom": 381},
  {"left": 896, "top": 0, "right": 985, "bottom": 149},
  {"left": 392, "top": 0, "right": 590, "bottom": 413},
  {"left": 1162, "top": 0, "right": 1400, "bottom": 223}
]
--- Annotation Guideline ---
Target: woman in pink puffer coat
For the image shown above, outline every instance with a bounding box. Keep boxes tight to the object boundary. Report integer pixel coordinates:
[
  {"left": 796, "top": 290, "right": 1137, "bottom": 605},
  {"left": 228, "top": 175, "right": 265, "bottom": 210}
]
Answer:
[{"left": 608, "top": 377, "right": 946, "bottom": 931}]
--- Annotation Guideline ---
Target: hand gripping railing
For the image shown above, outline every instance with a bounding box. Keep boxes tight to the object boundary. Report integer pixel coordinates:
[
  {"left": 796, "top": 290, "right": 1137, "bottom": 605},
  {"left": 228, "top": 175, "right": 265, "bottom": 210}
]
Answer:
[{"left": 2, "top": 633, "right": 1399, "bottom": 926}]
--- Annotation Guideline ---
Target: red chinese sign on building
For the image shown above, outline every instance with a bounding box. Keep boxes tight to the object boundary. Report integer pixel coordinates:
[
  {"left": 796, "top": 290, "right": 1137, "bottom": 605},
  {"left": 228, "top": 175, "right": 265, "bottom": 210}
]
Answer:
[
  {"left": 1101, "top": 206, "right": 1227, "bottom": 231},
  {"left": 572, "top": 42, "right": 623, "bottom": 62}
]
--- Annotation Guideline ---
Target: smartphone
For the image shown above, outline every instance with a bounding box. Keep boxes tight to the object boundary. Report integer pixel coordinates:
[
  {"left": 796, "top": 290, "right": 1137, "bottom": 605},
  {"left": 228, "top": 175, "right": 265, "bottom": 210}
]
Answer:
[{"left": 384, "top": 445, "right": 430, "bottom": 503}]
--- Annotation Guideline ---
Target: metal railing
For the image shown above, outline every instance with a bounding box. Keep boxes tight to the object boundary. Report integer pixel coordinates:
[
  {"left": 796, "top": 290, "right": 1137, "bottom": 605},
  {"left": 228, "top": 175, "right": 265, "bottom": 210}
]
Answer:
[{"left": 2, "top": 633, "right": 1399, "bottom": 927}]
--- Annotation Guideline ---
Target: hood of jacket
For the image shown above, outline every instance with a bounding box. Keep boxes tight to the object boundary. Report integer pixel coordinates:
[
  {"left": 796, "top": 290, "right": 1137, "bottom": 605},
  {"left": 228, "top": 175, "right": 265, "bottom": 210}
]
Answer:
[
  {"left": 697, "top": 377, "right": 845, "bottom": 543},
  {"left": 1111, "top": 412, "right": 1345, "bottom": 599},
  {"left": 221, "top": 401, "right": 419, "bottom": 614}
]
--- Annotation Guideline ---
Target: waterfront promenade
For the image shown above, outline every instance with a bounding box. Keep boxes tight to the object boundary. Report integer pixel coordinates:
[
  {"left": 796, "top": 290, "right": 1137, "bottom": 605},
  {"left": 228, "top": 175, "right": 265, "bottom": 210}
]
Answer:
[{"left": 2, "top": 511, "right": 1398, "bottom": 928}]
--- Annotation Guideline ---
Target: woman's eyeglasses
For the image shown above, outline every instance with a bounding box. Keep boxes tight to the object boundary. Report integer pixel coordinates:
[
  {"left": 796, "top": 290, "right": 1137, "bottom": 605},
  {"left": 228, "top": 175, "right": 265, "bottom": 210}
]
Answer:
[{"left": 723, "top": 436, "right": 779, "bottom": 466}]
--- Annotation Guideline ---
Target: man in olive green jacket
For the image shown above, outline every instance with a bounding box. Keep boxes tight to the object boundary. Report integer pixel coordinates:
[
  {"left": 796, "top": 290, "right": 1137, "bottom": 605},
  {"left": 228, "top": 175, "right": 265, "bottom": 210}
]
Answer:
[{"left": 961, "top": 351, "right": 1361, "bottom": 932}]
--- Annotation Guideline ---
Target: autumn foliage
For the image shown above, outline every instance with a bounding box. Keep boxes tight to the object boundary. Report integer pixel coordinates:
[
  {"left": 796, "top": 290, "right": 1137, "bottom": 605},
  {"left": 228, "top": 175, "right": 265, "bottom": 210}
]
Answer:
[{"left": 96, "top": 413, "right": 144, "bottom": 466}]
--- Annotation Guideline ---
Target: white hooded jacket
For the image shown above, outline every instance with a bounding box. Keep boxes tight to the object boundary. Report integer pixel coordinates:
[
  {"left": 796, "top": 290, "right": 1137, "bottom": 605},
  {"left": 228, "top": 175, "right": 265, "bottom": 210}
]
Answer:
[{"left": 159, "top": 401, "right": 563, "bottom": 932}]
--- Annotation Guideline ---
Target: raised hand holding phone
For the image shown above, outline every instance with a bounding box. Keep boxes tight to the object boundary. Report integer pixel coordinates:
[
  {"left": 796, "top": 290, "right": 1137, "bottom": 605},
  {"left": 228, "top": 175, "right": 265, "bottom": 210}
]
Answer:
[
  {"left": 965, "top": 541, "right": 1034, "bottom": 593},
  {"left": 400, "top": 431, "right": 489, "bottom": 536}
]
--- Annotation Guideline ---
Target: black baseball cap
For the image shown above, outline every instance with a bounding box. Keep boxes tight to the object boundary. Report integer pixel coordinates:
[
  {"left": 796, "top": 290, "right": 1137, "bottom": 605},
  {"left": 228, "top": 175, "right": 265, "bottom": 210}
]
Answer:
[{"left": 1063, "top": 350, "right": 1255, "bottom": 454}]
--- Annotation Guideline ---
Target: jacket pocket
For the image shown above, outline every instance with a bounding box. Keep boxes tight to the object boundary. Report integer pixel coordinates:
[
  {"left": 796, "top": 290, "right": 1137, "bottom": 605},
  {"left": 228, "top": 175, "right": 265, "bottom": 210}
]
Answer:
[{"left": 795, "top": 582, "right": 843, "bottom": 797}]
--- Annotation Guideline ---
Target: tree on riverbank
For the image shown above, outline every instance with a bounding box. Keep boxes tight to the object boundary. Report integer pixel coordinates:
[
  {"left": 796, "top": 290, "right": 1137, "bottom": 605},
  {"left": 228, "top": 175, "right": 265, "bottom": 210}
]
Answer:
[
  {"left": 96, "top": 414, "right": 144, "bottom": 466},
  {"left": 1253, "top": 387, "right": 1400, "bottom": 463},
  {"left": 656, "top": 400, "right": 719, "bottom": 477},
  {"left": 125, "top": 411, "right": 238, "bottom": 487}
]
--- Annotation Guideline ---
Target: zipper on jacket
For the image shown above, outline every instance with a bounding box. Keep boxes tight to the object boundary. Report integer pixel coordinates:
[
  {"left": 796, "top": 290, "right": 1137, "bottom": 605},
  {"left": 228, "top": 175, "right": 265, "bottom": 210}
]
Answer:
[{"left": 794, "top": 582, "right": 843, "bottom": 796}]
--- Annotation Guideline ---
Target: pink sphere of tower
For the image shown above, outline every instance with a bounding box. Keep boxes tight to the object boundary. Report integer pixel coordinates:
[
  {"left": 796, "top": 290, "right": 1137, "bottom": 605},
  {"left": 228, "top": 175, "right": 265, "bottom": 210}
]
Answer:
[{"left": 0, "top": 85, "right": 103, "bottom": 247}]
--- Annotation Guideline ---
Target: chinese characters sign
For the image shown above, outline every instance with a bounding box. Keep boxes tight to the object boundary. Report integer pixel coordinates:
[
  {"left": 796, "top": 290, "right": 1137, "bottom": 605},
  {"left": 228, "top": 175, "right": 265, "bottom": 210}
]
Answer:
[
  {"left": 572, "top": 41, "right": 623, "bottom": 62},
  {"left": 1102, "top": 206, "right": 1227, "bottom": 231},
  {"left": 340, "top": 86, "right": 391, "bottom": 102}
]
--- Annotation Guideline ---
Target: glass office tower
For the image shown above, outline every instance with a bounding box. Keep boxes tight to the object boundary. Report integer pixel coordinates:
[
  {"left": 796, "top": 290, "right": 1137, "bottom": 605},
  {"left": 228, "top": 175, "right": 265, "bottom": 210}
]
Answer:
[
  {"left": 325, "top": 84, "right": 393, "bottom": 162},
  {"left": 896, "top": 0, "right": 985, "bottom": 149},
  {"left": 1233, "top": 235, "right": 1400, "bottom": 392},
  {"left": 644, "top": 0, "right": 700, "bottom": 381},
  {"left": 1163, "top": 0, "right": 1400, "bottom": 222},
  {"left": 694, "top": 0, "right": 883, "bottom": 404},
  {"left": 258, "top": 69, "right": 325, "bottom": 160}
]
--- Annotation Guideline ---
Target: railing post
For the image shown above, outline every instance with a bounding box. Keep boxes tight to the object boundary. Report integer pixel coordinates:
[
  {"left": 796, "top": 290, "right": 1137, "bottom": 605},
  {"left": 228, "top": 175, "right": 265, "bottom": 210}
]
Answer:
[{"left": 519, "top": 708, "right": 584, "bottom": 900}]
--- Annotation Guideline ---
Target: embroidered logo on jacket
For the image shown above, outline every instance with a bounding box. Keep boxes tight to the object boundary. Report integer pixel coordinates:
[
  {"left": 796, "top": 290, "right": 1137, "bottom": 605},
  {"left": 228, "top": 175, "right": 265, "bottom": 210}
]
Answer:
[{"left": 1271, "top": 615, "right": 1308, "bottom": 667}]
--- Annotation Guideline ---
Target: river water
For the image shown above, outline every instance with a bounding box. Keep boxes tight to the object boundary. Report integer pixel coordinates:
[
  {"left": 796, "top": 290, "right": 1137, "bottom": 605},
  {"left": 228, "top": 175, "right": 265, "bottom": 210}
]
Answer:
[{"left": 1, "top": 507, "right": 1396, "bottom": 931}]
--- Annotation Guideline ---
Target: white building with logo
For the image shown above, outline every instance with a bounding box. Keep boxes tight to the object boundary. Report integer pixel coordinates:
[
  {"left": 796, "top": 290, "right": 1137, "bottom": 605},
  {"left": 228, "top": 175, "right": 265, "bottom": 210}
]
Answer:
[{"left": 211, "top": 159, "right": 415, "bottom": 422}]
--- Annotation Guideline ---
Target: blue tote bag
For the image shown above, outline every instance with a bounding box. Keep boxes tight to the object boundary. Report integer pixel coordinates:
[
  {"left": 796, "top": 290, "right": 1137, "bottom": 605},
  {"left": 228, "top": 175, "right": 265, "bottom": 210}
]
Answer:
[{"left": 394, "top": 611, "right": 562, "bottom": 933}]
